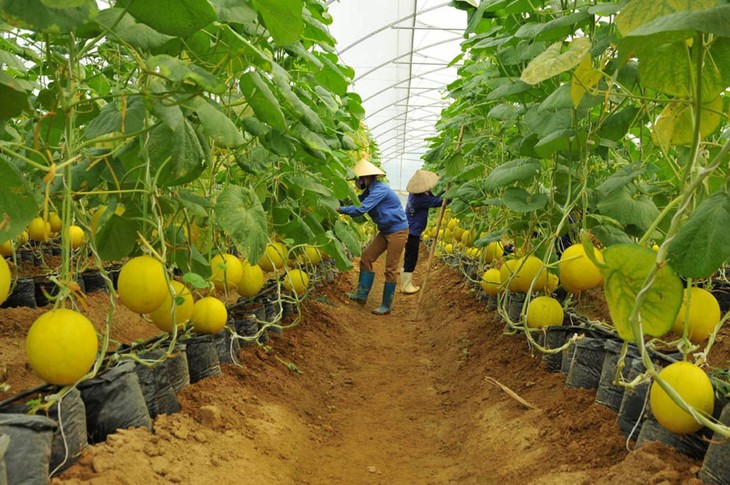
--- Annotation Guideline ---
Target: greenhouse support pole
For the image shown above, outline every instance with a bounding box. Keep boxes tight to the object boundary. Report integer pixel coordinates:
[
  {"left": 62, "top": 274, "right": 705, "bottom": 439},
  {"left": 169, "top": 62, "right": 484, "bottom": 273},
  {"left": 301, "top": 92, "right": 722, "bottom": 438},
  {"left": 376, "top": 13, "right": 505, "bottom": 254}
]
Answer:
[{"left": 414, "top": 125, "right": 465, "bottom": 321}]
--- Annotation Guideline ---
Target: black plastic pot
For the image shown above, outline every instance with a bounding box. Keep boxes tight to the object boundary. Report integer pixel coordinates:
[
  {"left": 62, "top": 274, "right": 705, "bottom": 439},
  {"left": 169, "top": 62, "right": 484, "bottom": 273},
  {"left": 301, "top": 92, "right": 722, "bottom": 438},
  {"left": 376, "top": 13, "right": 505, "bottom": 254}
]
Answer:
[
  {"left": 636, "top": 417, "right": 709, "bottom": 460},
  {"left": 0, "top": 414, "right": 57, "bottom": 485},
  {"left": 566, "top": 337, "right": 608, "bottom": 389},
  {"left": 79, "top": 361, "right": 152, "bottom": 443},
  {"left": 48, "top": 388, "right": 88, "bottom": 474},
  {"left": 214, "top": 327, "right": 241, "bottom": 365},
  {"left": 35, "top": 277, "right": 86, "bottom": 307},
  {"left": 617, "top": 359, "right": 650, "bottom": 440},
  {"left": 81, "top": 270, "right": 107, "bottom": 293},
  {"left": 506, "top": 292, "right": 526, "bottom": 322},
  {"left": 542, "top": 326, "right": 576, "bottom": 372},
  {"left": 0, "top": 277, "right": 37, "bottom": 308},
  {"left": 133, "top": 351, "right": 181, "bottom": 418},
  {"left": 184, "top": 334, "right": 222, "bottom": 383},
  {"left": 486, "top": 294, "right": 498, "bottom": 310},
  {"left": 166, "top": 344, "right": 190, "bottom": 393},
  {"left": 710, "top": 280, "right": 730, "bottom": 312},
  {"left": 595, "top": 340, "right": 642, "bottom": 412},
  {"left": 234, "top": 317, "right": 261, "bottom": 347},
  {"left": 0, "top": 433, "right": 8, "bottom": 485},
  {"left": 699, "top": 400, "right": 730, "bottom": 485}
]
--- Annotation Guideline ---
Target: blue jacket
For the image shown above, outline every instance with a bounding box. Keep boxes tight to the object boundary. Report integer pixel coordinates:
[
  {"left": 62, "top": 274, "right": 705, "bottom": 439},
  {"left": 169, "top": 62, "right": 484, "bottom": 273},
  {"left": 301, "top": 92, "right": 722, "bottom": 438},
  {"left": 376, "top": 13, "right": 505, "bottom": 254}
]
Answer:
[
  {"left": 339, "top": 180, "right": 408, "bottom": 234},
  {"left": 406, "top": 192, "right": 443, "bottom": 237}
]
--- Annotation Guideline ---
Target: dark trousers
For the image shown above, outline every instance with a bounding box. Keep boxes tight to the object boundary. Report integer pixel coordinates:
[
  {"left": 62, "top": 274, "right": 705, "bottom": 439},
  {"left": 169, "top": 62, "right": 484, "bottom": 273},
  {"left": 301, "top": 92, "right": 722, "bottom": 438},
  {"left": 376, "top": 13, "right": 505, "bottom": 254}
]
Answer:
[{"left": 403, "top": 234, "right": 421, "bottom": 273}]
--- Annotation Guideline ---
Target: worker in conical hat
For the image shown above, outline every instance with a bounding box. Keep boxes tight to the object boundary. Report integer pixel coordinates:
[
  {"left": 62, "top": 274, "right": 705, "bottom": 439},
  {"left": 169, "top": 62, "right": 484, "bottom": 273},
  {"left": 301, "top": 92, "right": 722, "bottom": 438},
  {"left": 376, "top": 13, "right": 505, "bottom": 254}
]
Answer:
[
  {"left": 402, "top": 169, "right": 446, "bottom": 294},
  {"left": 336, "top": 158, "right": 408, "bottom": 315}
]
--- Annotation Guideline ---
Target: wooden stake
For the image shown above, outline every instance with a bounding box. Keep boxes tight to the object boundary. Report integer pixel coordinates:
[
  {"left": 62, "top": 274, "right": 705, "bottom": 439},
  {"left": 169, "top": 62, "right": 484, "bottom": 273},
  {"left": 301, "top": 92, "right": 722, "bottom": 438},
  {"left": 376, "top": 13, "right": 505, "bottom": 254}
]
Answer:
[{"left": 413, "top": 125, "right": 465, "bottom": 321}]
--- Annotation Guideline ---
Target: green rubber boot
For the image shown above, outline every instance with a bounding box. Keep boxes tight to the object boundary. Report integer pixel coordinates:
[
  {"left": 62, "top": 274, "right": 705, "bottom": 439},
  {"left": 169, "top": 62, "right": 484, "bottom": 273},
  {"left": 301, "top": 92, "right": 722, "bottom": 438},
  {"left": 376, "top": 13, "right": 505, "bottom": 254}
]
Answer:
[
  {"left": 348, "top": 270, "right": 374, "bottom": 304},
  {"left": 372, "top": 282, "right": 396, "bottom": 315}
]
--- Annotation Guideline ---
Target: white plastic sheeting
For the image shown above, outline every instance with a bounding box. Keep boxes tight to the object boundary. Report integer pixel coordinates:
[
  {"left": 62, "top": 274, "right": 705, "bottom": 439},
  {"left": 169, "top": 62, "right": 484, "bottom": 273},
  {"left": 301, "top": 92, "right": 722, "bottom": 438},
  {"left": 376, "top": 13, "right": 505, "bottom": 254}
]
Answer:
[{"left": 328, "top": 0, "right": 465, "bottom": 191}]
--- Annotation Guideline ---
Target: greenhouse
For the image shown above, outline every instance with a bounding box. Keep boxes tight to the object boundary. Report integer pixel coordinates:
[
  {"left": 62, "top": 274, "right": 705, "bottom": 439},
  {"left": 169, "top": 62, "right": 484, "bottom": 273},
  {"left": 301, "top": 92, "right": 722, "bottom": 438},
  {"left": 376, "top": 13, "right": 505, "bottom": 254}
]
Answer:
[{"left": 0, "top": 0, "right": 728, "bottom": 483}]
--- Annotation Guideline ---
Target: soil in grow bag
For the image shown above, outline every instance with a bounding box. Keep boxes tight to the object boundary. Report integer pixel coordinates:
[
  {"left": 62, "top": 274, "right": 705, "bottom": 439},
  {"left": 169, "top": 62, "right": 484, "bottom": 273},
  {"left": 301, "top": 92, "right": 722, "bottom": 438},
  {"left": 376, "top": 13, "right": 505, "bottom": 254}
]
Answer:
[
  {"left": 214, "top": 328, "right": 241, "bottom": 365},
  {"left": 133, "top": 350, "right": 181, "bottom": 418},
  {"left": 79, "top": 361, "right": 152, "bottom": 443},
  {"left": 0, "top": 414, "right": 57, "bottom": 485},
  {"left": 566, "top": 337, "right": 611, "bottom": 389},
  {"left": 595, "top": 340, "right": 642, "bottom": 412},
  {"left": 184, "top": 334, "right": 222, "bottom": 383},
  {"left": 0, "top": 277, "right": 37, "bottom": 308},
  {"left": 699, "top": 400, "right": 730, "bottom": 485}
]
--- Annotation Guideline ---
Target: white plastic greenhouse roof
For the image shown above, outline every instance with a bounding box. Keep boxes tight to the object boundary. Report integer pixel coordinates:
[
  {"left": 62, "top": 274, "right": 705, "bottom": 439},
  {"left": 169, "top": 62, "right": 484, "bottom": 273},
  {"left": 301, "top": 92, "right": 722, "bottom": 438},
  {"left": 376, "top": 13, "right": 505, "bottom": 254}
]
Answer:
[{"left": 327, "top": 0, "right": 466, "bottom": 192}]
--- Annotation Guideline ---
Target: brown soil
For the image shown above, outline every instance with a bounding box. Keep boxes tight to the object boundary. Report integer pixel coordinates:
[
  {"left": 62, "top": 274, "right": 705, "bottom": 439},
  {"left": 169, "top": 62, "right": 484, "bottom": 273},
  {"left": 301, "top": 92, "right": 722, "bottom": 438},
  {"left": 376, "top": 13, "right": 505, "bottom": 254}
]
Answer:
[{"left": 1, "top": 251, "right": 726, "bottom": 484}]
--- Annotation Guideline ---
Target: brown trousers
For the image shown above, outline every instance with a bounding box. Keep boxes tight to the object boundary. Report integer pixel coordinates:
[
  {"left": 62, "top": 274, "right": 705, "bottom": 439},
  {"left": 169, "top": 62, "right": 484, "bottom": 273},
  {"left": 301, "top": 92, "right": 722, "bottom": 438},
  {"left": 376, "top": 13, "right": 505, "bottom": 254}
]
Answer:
[{"left": 360, "top": 228, "right": 408, "bottom": 283}]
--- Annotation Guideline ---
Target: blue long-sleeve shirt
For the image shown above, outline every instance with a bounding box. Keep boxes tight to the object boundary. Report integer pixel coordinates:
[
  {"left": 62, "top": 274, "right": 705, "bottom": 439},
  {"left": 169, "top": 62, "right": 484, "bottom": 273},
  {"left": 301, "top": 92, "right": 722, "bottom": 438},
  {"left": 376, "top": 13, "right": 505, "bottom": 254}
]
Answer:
[
  {"left": 406, "top": 192, "right": 443, "bottom": 237},
  {"left": 339, "top": 180, "right": 408, "bottom": 234}
]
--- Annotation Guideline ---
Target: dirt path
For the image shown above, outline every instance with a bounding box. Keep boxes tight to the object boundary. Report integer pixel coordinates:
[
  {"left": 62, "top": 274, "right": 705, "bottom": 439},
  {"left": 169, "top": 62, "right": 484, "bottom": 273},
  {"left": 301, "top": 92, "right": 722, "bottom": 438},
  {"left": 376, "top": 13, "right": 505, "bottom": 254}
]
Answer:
[{"left": 53, "top": 253, "right": 707, "bottom": 484}]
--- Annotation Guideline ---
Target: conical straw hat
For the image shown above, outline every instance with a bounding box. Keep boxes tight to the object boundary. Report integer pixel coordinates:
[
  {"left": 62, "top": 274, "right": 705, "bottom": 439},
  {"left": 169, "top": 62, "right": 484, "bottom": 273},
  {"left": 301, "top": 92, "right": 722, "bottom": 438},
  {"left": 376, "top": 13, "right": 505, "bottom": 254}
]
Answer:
[
  {"left": 406, "top": 169, "right": 439, "bottom": 194},
  {"left": 352, "top": 158, "right": 386, "bottom": 177}
]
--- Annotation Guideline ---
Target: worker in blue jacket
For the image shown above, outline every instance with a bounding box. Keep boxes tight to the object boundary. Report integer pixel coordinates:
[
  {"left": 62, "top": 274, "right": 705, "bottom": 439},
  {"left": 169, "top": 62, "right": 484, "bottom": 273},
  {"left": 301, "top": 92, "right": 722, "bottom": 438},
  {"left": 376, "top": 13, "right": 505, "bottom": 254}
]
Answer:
[
  {"left": 337, "top": 158, "right": 408, "bottom": 315},
  {"left": 402, "top": 169, "right": 444, "bottom": 293}
]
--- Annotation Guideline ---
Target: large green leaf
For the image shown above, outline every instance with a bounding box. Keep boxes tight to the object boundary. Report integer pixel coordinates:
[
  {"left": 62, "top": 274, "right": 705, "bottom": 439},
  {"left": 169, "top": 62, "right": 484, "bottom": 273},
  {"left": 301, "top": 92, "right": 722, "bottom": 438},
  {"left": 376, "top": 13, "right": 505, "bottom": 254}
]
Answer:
[
  {"left": 602, "top": 243, "right": 683, "bottom": 341},
  {"left": 621, "top": 3, "right": 730, "bottom": 38},
  {"left": 210, "top": 0, "right": 257, "bottom": 24},
  {"left": 0, "top": 158, "right": 39, "bottom": 241},
  {"left": 116, "top": 0, "right": 216, "bottom": 37},
  {"left": 651, "top": 96, "right": 724, "bottom": 152},
  {"left": 187, "top": 98, "right": 244, "bottom": 147},
  {"left": 215, "top": 185, "right": 268, "bottom": 264},
  {"left": 273, "top": 207, "right": 315, "bottom": 243},
  {"left": 334, "top": 220, "right": 361, "bottom": 257},
  {"left": 616, "top": 0, "right": 715, "bottom": 36},
  {"left": 95, "top": 8, "right": 174, "bottom": 50},
  {"left": 502, "top": 187, "right": 548, "bottom": 212},
  {"left": 0, "top": 0, "right": 98, "bottom": 33},
  {"left": 321, "top": 230, "right": 353, "bottom": 271},
  {"left": 668, "top": 191, "right": 730, "bottom": 278},
  {"left": 86, "top": 95, "right": 145, "bottom": 139},
  {"left": 483, "top": 158, "right": 541, "bottom": 191},
  {"left": 147, "top": 55, "right": 225, "bottom": 94},
  {"left": 239, "top": 71, "right": 287, "bottom": 132},
  {"left": 521, "top": 37, "right": 591, "bottom": 85},
  {"left": 0, "top": 73, "right": 31, "bottom": 124},
  {"left": 251, "top": 0, "right": 304, "bottom": 46},
  {"left": 95, "top": 214, "right": 139, "bottom": 261},
  {"left": 597, "top": 187, "right": 660, "bottom": 234},
  {"left": 146, "top": 120, "right": 207, "bottom": 187}
]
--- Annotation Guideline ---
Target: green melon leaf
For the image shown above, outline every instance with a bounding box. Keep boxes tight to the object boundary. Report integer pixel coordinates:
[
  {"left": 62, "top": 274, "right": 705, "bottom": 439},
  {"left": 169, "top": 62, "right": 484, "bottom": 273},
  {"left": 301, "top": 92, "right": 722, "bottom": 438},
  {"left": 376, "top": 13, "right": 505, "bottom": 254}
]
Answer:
[
  {"left": 116, "top": 0, "right": 216, "bottom": 37},
  {"left": 483, "top": 159, "right": 541, "bottom": 191},
  {"left": 95, "top": 214, "right": 139, "bottom": 261},
  {"left": 521, "top": 37, "right": 591, "bottom": 85},
  {"left": 616, "top": 0, "right": 715, "bottom": 36},
  {"left": 602, "top": 243, "right": 683, "bottom": 341},
  {"left": 251, "top": 0, "right": 304, "bottom": 46},
  {"left": 240, "top": 71, "right": 287, "bottom": 132},
  {"left": 0, "top": 0, "right": 98, "bottom": 33},
  {"left": 0, "top": 159, "right": 39, "bottom": 242},
  {"left": 667, "top": 191, "right": 730, "bottom": 278},
  {"left": 502, "top": 188, "right": 548, "bottom": 212},
  {"left": 215, "top": 185, "right": 268, "bottom": 264}
]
